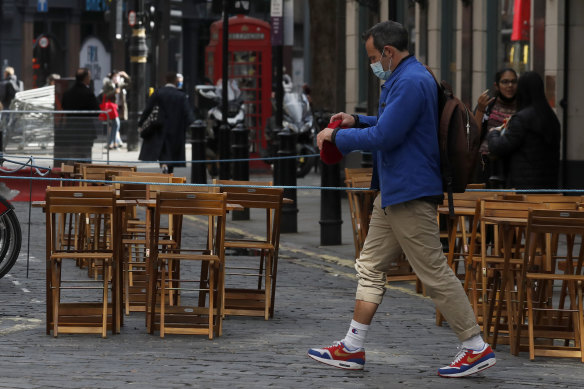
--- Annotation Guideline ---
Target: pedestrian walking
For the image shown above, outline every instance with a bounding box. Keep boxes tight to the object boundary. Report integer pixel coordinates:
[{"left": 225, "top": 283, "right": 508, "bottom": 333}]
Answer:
[
  {"left": 98, "top": 80, "right": 121, "bottom": 150},
  {"left": 109, "top": 69, "right": 130, "bottom": 147},
  {"left": 62, "top": 68, "right": 100, "bottom": 113},
  {"left": 473, "top": 68, "right": 518, "bottom": 187},
  {"left": 311, "top": 20, "right": 496, "bottom": 377},
  {"left": 138, "top": 72, "right": 195, "bottom": 174},
  {"left": 0, "top": 66, "right": 21, "bottom": 109},
  {"left": 486, "top": 71, "right": 560, "bottom": 190},
  {"left": 60, "top": 68, "right": 100, "bottom": 161}
]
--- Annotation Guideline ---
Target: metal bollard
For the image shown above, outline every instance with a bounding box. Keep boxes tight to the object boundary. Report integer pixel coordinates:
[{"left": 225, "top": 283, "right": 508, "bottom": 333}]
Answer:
[
  {"left": 231, "top": 123, "right": 250, "bottom": 220},
  {"left": 361, "top": 151, "right": 373, "bottom": 168},
  {"left": 274, "top": 130, "right": 298, "bottom": 233},
  {"left": 190, "top": 120, "right": 207, "bottom": 184},
  {"left": 319, "top": 159, "right": 342, "bottom": 245},
  {"left": 218, "top": 123, "right": 231, "bottom": 180}
]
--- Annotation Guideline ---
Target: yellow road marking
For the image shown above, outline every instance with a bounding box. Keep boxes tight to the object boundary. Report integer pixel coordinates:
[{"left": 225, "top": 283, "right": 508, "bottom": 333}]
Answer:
[{"left": 0, "top": 317, "right": 42, "bottom": 335}]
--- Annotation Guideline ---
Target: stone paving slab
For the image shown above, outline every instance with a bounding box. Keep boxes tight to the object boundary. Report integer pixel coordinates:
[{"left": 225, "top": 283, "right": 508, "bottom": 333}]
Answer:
[{"left": 1, "top": 172, "right": 583, "bottom": 388}]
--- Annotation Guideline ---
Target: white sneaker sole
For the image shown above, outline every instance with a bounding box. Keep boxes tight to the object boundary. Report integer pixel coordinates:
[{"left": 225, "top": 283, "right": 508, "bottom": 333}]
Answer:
[
  {"left": 307, "top": 352, "right": 364, "bottom": 370},
  {"left": 438, "top": 357, "right": 496, "bottom": 378}
]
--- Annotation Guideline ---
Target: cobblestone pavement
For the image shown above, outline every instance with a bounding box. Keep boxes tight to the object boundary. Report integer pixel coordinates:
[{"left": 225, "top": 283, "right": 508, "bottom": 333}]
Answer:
[{"left": 1, "top": 170, "right": 583, "bottom": 388}]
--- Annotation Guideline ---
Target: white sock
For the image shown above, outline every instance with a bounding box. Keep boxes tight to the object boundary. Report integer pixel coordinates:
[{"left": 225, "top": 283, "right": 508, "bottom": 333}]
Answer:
[
  {"left": 462, "top": 334, "right": 486, "bottom": 351},
  {"left": 342, "top": 319, "right": 369, "bottom": 351}
]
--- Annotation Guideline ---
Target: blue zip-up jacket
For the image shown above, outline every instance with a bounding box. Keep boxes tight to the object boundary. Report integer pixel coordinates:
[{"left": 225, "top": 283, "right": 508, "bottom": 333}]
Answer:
[{"left": 335, "top": 56, "right": 443, "bottom": 208}]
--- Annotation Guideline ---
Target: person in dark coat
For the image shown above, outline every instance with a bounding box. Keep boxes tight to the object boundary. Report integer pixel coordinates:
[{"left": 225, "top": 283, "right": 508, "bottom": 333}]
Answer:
[
  {"left": 138, "top": 72, "right": 195, "bottom": 174},
  {"left": 59, "top": 68, "right": 100, "bottom": 162},
  {"left": 62, "top": 68, "right": 100, "bottom": 113},
  {"left": 0, "top": 66, "right": 21, "bottom": 109},
  {"left": 487, "top": 71, "right": 561, "bottom": 189}
]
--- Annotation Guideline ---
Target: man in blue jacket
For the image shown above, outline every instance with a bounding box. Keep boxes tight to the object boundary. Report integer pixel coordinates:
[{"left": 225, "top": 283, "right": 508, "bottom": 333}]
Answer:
[{"left": 308, "top": 21, "right": 496, "bottom": 378}]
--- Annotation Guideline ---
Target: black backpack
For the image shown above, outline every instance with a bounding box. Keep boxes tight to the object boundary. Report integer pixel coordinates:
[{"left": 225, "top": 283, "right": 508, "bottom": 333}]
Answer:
[{"left": 425, "top": 66, "right": 481, "bottom": 216}]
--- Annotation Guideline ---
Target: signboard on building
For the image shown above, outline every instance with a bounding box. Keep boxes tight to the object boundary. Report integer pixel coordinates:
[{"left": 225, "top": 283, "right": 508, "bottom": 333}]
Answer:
[
  {"left": 271, "top": 0, "right": 283, "bottom": 45},
  {"left": 86, "top": 0, "right": 107, "bottom": 12},
  {"left": 128, "top": 11, "right": 136, "bottom": 27},
  {"left": 38, "top": 36, "right": 49, "bottom": 48},
  {"left": 211, "top": 0, "right": 251, "bottom": 14},
  {"left": 37, "top": 0, "right": 48, "bottom": 12},
  {"left": 79, "top": 36, "right": 111, "bottom": 95}
]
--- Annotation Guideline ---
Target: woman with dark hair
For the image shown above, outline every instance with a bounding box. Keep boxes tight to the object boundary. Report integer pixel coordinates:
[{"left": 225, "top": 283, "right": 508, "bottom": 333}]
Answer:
[
  {"left": 486, "top": 71, "right": 561, "bottom": 189},
  {"left": 474, "top": 68, "right": 518, "bottom": 186}
]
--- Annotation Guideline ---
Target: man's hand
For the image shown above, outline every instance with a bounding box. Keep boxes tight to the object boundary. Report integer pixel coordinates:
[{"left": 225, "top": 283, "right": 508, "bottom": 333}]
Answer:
[
  {"left": 317, "top": 127, "right": 334, "bottom": 150},
  {"left": 330, "top": 112, "right": 355, "bottom": 127}
]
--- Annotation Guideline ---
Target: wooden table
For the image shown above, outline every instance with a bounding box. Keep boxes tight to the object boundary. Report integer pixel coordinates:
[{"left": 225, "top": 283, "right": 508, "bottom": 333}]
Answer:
[
  {"left": 437, "top": 205, "right": 476, "bottom": 271},
  {"left": 36, "top": 195, "right": 128, "bottom": 335},
  {"left": 347, "top": 189, "right": 377, "bottom": 259},
  {"left": 480, "top": 215, "right": 528, "bottom": 355},
  {"left": 136, "top": 198, "right": 245, "bottom": 332}
]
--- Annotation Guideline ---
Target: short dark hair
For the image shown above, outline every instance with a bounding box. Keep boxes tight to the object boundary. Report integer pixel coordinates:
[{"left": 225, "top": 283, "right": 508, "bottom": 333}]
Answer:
[
  {"left": 362, "top": 21, "right": 409, "bottom": 52},
  {"left": 75, "top": 68, "right": 89, "bottom": 83},
  {"left": 165, "top": 72, "right": 178, "bottom": 84}
]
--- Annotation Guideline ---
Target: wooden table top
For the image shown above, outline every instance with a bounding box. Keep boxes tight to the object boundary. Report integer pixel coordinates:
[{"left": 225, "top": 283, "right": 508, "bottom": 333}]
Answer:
[
  {"left": 481, "top": 216, "right": 528, "bottom": 226},
  {"left": 437, "top": 206, "right": 476, "bottom": 216}
]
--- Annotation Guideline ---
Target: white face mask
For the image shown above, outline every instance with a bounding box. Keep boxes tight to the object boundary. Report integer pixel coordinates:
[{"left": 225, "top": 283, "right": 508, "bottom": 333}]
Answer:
[{"left": 370, "top": 49, "right": 392, "bottom": 80}]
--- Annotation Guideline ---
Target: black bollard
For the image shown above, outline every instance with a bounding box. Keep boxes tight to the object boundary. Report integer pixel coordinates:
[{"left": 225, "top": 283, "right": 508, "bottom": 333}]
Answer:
[
  {"left": 319, "top": 159, "right": 342, "bottom": 245},
  {"left": 218, "top": 123, "right": 231, "bottom": 180},
  {"left": 190, "top": 120, "right": 207, "bottom": 184},
  {"left": 231, "top": 123, "right": 250, "bottom": 220},
  {"left": 274, "top": 130, "right": 298, "bottom": 233},
  {"left": 361, "top": 151, "right": 373, "bottom": 168}
]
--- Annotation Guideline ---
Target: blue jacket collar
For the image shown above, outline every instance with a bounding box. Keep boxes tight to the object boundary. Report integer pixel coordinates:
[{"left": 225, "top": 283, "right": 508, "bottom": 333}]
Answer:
[{"left": 381, "top": 55, "right": 416, "bottom": 88}]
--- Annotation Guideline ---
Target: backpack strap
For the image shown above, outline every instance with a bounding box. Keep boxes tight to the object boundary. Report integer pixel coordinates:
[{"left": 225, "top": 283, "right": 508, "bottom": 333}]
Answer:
[
  {"left": 423, "top": 65, "right": 438, "bottom": 84},
  {"left": 440, "top": 99, "right": 458, "bottom": 218},
  {"left": 424, "top": 65, "right": 456, "bottom": 218}
]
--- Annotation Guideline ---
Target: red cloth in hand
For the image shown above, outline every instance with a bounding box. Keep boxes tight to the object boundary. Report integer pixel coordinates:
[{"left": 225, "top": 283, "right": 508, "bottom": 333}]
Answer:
[
  {"left": 99, "top": 95, "right": 119, "bottom": 121},
  {"left": 320, "top": 119, "right": 344, "bottom": 165}
]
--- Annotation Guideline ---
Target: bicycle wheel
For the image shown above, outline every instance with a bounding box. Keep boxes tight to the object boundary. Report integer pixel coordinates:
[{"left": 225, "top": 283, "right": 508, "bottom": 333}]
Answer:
[{"left": 0, "top": 210, "right": 22, "bottom": 279}]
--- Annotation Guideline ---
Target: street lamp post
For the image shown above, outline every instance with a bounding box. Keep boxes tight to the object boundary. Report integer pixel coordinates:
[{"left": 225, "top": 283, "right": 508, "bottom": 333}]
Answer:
[
  {"left": 218, "top": 0, "right": 231, "bottom": 179},
  {"left": 127, "top": 0, "right": 149, "bottom": 152}
]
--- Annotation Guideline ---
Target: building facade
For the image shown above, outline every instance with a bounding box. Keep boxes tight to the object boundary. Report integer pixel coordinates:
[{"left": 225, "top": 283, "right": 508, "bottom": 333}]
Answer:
[
  {"left": 343, "top": 0, "right": 583, "bottom": 188},
  {"left": 1, "top": 1, "right": 582, "bottom": 188}
]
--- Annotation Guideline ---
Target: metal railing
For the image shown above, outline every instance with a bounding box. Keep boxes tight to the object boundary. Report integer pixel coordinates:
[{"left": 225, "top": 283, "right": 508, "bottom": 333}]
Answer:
[{"left": 0, "top": 110, "right": 113, "bottom": 163}]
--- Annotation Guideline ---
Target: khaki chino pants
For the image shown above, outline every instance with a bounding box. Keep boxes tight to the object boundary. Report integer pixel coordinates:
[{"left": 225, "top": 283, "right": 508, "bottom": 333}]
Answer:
[{"left": 355, "top": 194, "right": 480, "bottom": 342}]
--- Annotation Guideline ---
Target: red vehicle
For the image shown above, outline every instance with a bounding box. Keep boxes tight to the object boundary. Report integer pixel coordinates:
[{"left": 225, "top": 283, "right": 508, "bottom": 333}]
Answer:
[{"left": 0, "top": 193, "right": 21, "bottom": 279}]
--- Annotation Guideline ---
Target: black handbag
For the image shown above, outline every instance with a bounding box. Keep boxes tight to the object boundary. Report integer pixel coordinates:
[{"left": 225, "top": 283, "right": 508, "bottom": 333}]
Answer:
[{"left": 139, "top": 105, "right": 163, "bottom": 139}]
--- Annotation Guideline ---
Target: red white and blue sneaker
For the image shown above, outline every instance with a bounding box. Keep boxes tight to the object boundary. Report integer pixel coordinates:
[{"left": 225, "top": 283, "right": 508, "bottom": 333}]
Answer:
[
  {"left": 438, "top": 344, "right": 496, "bottom": 378},
  {"left": 307, "top": 341, "right": 365, "bottom": 370}
]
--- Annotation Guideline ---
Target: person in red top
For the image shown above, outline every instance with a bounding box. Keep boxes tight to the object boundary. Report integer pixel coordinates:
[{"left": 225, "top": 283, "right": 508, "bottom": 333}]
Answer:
[{"left": 100, "top": 82, "right": 120, "bottom": 150}]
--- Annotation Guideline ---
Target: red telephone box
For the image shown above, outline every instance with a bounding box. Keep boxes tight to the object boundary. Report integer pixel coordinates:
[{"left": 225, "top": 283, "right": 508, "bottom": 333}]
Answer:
[{"left": 205, "top": 15, "right": 272, "bottom": 154}]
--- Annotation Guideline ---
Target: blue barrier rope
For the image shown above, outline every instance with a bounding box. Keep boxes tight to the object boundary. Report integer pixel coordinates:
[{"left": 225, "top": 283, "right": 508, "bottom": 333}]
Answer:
[
  {"left": 0, "top": 175, "right": 373, "bottom": 192},
  {"left": 466, "top": 188, "right": 584, "bottom": 193},
  {"left": 2, "top": 153, "right": 320, "bottom": 164},
  {"left": 2, "top": 174, "right": 583, "bottom": 193}
]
